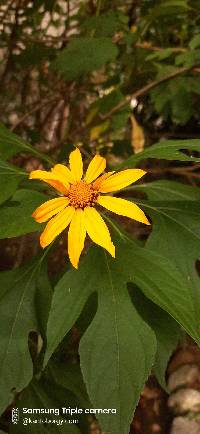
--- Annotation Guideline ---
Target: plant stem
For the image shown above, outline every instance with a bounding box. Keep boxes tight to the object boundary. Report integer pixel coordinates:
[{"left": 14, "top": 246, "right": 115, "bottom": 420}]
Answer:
[{"left": 96, "top": 0, "right": 102, "bottom": 16}]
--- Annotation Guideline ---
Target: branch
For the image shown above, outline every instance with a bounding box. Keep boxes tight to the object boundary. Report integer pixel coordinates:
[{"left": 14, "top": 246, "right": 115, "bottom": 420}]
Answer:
[
  {"left": 100, "top": 62, "right": 200, "bottom": 120},
  {"left": 135, "top": 42, "right": 186, "bottom": 53},
  {"left": 11, "top": 97, "right": 60, "bottom": 131}
]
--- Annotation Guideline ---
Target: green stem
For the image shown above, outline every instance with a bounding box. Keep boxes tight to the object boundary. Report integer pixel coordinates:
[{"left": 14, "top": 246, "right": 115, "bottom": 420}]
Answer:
[
  {"left": 96, "top": 0, "right": 102, "bottom": 16},
  {"left": 90, "top": 0, "right": 103, "bottom": 37},
  {"left": 38, "top": 243, "right": 53, "bottom": 265},
  {"left": 103, "top": 213, "right": 128, "bottom": 241}
]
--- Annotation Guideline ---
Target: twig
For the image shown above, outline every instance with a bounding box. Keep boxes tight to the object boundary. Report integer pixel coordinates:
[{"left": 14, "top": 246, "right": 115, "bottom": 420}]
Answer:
[
  {"left": 67, "top": 0, "right": 70, "bottom": 17},
  {"left": 99, "top": 62, "right": 200, "bottom": 120},
  {"left": 11, "top": 97, "right": 60, "bottom": 131},
  {"left": 135, "top": 42, "right": 186, "bottom": 53}
]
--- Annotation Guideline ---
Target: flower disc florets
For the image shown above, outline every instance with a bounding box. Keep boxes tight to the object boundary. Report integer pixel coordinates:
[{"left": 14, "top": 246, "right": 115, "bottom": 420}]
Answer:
[{"left": 67, "top": 181, "right": 98, "bottom": 209}]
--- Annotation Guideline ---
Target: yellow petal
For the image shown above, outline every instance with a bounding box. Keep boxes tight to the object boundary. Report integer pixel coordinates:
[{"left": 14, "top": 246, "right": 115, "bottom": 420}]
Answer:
[
  {"left": 40, "top": 206, "right": 75, "bottom": 248},
  {"left": 68, "top": 209, "right": 86, "bottom": 269},
  {"left": 29, "top": 169, "right": 69, "bottom": 195},
  {"left": 52, "top": 164, "right": 74, "bottom": 184},
  {"left": 32, "top": 197, "right": 70, "bottom": 223},
  {"left": 69, "top": 148, "right": 83, "bottom": 181},
  {"left": 85, "top": 155, "right": 106, "bottom": 184},
  {"left": 98, "top": 169, "right": 146, "bottom": 193},
  {"left": 83, "top": 207, "right": 115, "bottom": 257},
  {"left": 92, "top": 171, "right": 114, "bottom": 190},
  {"left": 46, "top": 180, "right": 69, "bottom": 195},
  {"left": 97, "top": 196, "right": 150, "bottom": 225}
]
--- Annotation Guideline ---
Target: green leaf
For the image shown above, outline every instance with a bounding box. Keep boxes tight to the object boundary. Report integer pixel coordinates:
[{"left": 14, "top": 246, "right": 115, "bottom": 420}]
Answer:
[
  {"left": 119, "top": 139, "right": 200, "bottom": 168},
  {"left": 189, "top": 34, "right": 200, "bottom": 49},
  {"left": 98, "top": 90, "right": 124, "bottom": 115},
  {"left": 44, "top": 252, "right": 97, "bottom": 366},
  {"left": 82, "top": 11, "right": 128, "bottom": 37},
  {"left": 130, "top": 285, "right": 181, "bottom": 389},
  {"left": 130, "top": 180, "right": 200, "bottom": 386},
  {"left": 175, "top": 50, "right": 200, "bottom": 67},
  {"left": 0, "top": 160, "right": 26, "bottom": 205},
  {"left": 17, "top": 43, "right": 56, "bottom": 66},
  {"left": 0, "top": 259, "right": 51, "bottom": 415},
  {"left": 134, "top": 180, "right": 200, "bottom": 319},
  {"left": 79, "top": 249, "right": 156, "bottom": 434},
  {"left": 114, "top": 237, "right": 200, "bottom": 345},
  {"left": 48, "top": 361, "right": 90, "bottom": 408},
  {"left": 45, "top": 232, "right": 200, "bottom": 433},
  {"left": 146, "top": 48, "right": 175, "bottom": 61},
  {"left": 45, "top": 246, "right": 156, "bottom": 434},
  {"left": 170, "top": 83, "right": 192, "bottom": 124},
  {"left": 188, "top": 76, "right": 200, "bottom": 95},
  {"left": 0, "top": 123, "right": 53, "bottom": 164},
  {"left": 0, "top": 189, "right": 47, "bottom": 239},
  {"left": 145, "top": 0, "right": 190, "bottom": 21},
  {"left": 150, "top": 76, "right": 194, "bottom": 125},
  {"left": 10, "top": 379, "right": 81, "bottom": 434},
  {"left": 52, "top": 37, "right": 118, "bottom": 79}
]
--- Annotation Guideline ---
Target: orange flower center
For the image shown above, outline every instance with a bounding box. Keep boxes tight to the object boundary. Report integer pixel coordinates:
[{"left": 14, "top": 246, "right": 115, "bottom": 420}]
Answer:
[{"left": 68, "top": 181, "right": 98, "bottom": 209}]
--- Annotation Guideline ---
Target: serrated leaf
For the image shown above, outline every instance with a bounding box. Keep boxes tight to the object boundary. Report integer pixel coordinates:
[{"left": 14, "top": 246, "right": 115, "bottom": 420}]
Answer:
[
  {"left": 52, "top": 37, "right": 118, "bottom": 79},
  {"left": 0, "top": 189, "right": 47, "bottom": 239},
  {"left": 0, "top": 259, "right": 51, "bottom": 415},
  {"left": 119, "top": 139, "right": 200, "bottom": 168},
  {"left": 82, "top": 11, "right": 128, "bottom": 37}
]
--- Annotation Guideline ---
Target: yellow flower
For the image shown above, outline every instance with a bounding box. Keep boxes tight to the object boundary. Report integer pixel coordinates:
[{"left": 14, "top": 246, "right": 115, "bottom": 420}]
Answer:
[{"left": 30, "top": 148, "right": 150, "bottom": 269}]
